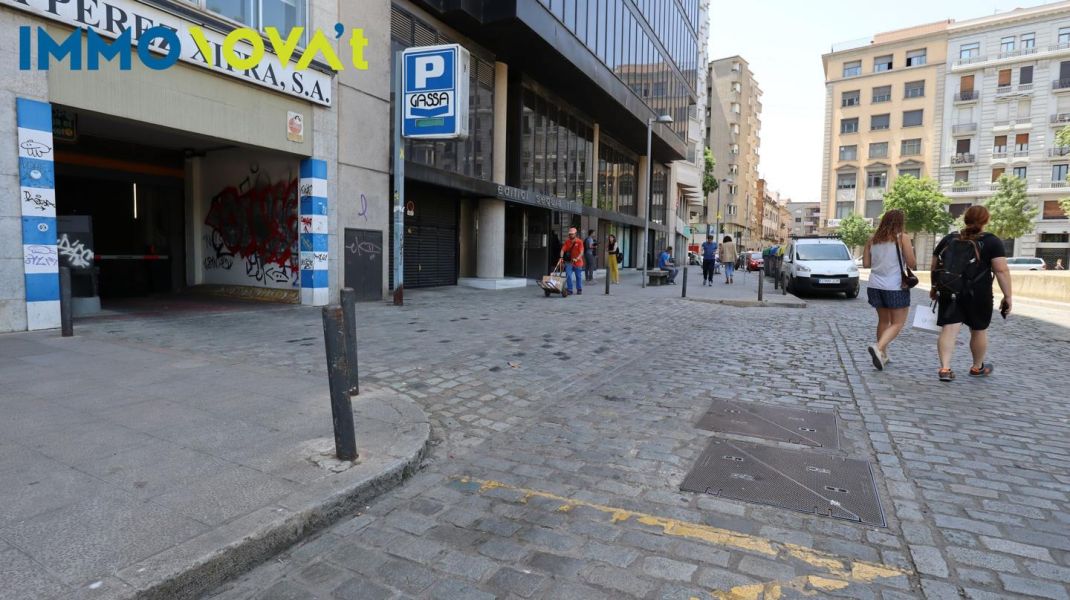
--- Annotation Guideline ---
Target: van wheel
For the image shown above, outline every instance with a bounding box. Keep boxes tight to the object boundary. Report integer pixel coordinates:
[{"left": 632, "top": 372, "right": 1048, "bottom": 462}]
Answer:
[{"left": 846, "top": 284, "right": 859, "bottom": 299}]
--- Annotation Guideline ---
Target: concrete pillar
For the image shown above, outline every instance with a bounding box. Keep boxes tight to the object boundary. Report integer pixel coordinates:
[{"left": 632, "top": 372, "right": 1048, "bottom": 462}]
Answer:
[
  {"left": 637, "top": 156, "right": 650, "bottom": 221},
  {"left": 184, "top": 156, "right": 204, "bottom": 286},
  {"left": 493, "top": 62, "right": 508, "bottom": 184},
  {"left": 477, "top": 197, "right": 505, "bottom": 279},
  {"left": 591, "top": 123, "right": 600, "bottom": 207}
]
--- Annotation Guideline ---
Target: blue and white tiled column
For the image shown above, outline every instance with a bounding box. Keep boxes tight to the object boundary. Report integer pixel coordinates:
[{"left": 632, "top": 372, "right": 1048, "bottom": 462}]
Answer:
[
  {"left": 18, "top": 98, "right": 60, "bottom": 330},
  {"left": 299, "top": 158, "right": 328, "bottom": 306}
]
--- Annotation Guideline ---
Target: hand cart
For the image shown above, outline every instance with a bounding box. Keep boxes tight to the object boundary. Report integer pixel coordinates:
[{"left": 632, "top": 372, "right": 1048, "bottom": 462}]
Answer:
[{"left": 537, "top": 260, "right": 570, "bottom": 297}]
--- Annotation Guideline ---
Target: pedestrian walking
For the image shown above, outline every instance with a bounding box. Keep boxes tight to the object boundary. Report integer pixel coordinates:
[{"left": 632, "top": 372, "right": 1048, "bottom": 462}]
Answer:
[
  {"left": 658, "top": 246, "right": 679, "bottom": 284},
  {"left": 584, "top": 229, "right": 597, "bottom": 282},
  {"left": 930, "top": 205, "right": 1012, "bottom": 382},
  {"left": 559, "top": 227, "right": 585, "bottom": 295},
  {"left": 700, "top": 235, "right": 718, "bottom": 286},
  {"left": 720, "top": 236, "right": 738, "bottom": 284},
  {"left": 862, "top": 209, "right": 915, "bottom": 371},
  {"left": 606, "top": 234, "right": 621, "bottom": 284}
]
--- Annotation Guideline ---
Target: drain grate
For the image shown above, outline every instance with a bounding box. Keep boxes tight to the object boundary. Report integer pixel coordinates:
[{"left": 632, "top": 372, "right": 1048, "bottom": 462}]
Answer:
[
  {"left": 695, "top": 399, "right": 839, "bottom": 448},
  {"left": 680, "top": 438, "right": 885, "bottom": 526}
]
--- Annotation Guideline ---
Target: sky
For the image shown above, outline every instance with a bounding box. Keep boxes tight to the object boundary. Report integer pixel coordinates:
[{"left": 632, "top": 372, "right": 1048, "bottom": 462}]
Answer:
[{"left": 708, "top": 0, "right": 1056, "bottom": 204}]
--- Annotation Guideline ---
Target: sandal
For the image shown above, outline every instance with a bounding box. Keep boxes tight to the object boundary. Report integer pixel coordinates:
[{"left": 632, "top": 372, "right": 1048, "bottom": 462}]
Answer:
[
  {"left": 969, "top": 363, "right": 994, "bottom": 377},
  {"left": 938, "top": 369, "right": 955, "bottom": 382}
]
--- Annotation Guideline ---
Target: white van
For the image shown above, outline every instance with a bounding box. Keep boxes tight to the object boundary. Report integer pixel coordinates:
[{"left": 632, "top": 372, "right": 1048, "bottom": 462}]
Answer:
[{"left": 779, "top": 236, "right": 860, "bottom": 298}]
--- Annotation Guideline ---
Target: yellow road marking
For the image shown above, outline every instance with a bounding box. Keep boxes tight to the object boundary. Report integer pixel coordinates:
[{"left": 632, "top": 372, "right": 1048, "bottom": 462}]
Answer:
[{"left": 459, "top": 477, "right": 908, "bottom": 595}]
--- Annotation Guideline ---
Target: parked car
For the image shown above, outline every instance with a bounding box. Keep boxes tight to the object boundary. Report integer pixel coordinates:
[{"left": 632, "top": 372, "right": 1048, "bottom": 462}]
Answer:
[
  {"left": 745, "top": 252, "right": 764, "bottom": 271},
  {"left": 688, "top": 251, "right": 703, "bottom": 266},
  {"left": 1006, "top": 257, "right": 1047, "bottom": 270},
  {"left": 779, "top": 236, "right": 860, "bottom": 298}
]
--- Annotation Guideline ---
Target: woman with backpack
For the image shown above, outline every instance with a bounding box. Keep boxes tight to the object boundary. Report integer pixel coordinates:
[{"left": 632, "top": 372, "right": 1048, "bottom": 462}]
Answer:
[
  {"left": 862, "top": 210, "right": 915, "bottom": 371},
  {"left": 930, "top": 205, "right": 1013, "bottom": 382}
]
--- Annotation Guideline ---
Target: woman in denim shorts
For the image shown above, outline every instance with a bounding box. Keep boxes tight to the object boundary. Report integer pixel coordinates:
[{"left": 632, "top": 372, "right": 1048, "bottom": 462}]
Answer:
[{"left": 862, "top": 209, "right": 916, "bottom": 371}]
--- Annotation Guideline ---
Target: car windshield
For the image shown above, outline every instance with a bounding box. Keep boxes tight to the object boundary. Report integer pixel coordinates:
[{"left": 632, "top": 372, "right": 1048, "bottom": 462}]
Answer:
[
  {"left": 750, "top": 252, "right": 762, "bottom": 259},
  {"left": 796, "top": 244, "right": 850, "bottom": 261}
]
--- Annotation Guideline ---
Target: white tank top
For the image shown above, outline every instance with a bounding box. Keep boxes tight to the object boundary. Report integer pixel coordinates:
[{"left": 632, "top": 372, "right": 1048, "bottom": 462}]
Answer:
[{"left": 869, "top": 241, "right": 903, "bottom": 291}]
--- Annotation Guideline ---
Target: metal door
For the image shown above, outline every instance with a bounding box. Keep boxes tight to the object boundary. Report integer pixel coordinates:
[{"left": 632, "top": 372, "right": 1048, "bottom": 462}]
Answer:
[{"left": 344, "top": 228, "right": 383, "bottom": 301}]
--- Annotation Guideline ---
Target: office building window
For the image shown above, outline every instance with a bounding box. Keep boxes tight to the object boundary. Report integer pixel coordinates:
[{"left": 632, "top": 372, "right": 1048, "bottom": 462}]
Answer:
[
  {"left": 1043, "top": 201, "right": 1069, "bottom": 219},
  {"left": 837, "top": 173, "right": 856, "bottom": 189},
  {"left": 1061, "top": 27, "right": 1070, "bottom": 46},
  {"left": 1016, "top": 133, "right": 1030, "bottom": 152},
  {"left": 841, "top": 90, "right": 860, "bottom": 107},
  {"left": 650, "top": 165, "right": 667, "bottom": 224},
  {"left": 839, "top": 145, "right": 858, "bottom": 160},
  {"left": 998, "top": 69, "right": 1012, "bottom": 88},
  {"left": 1013, "top": 166, "right": 1028, "bottom": 179},
  {"left": 899, "top": 167, "right": 921, "bottom": 178},
  {"left": 865, "top": 200, "right": 883, "bottom": 218},
  {"left": 867, "top": 171, "right": 887, "bottom": 189},
  {"left": 903, "top": 109, "right": 923, "bottom": 127},
  {"left": 1001, "top": 36, "right": 1015, "bottom": 53},
  {"left": 1021, "top": 32, "right": 1035, "bottom": 49},
  {"left": 843, "top": 60, "right": 861, "bottom": 77},
  {"left": 869, "top": 142, "right": 888, "bottom": 158},
  {"left": 874, "top": 54, "right": 892, "bottom": 72},
  {"left": 520, "top": 86, "right": 595, "bottom": 200},
  {"left": 959, "top": 42, "right": 980, "bottom": 60},
  {"left": 872, "top": 85, "right": 891, "bottom": 103},
  {"left": 1020, "top": 66, "right": 1034, "bottom": 85},
  {"left": 871, "top": 114, "right": 890, "bottom": 131},
  {"left": 954, "top": 170, "right": 969, "bottom": 183},
  {"left": 950, "top": 203, "right": 970, "bottom": 218},
  {"left": 901, "top": 138, "right": 922, "bottom": 156},
  {"left": 841, "top": 118, "right": 859, "bottom": 134},
  {"left": 906, "top": 48, "right": 927, "bottom": 67},
  {"left": 904, "top": 80, "right": 925, "bottom": 98},
  {"left": 1053, "top": 163, "right": 1068, "bottom": 182},
  {"left": 992, "top": 167, "right": 1005, "bottom": 181},
  {"left": 835, "top": 202, "right": 853, "bottom": 219},
  {"left": 195, "top": 0, "right": 309, "bottom": 45}
]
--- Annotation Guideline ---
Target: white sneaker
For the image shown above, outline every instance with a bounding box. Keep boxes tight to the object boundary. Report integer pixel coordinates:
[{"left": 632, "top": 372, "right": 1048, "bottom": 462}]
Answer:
[{"left": 867, "top": 345, "right": 885, "bottom": 371}]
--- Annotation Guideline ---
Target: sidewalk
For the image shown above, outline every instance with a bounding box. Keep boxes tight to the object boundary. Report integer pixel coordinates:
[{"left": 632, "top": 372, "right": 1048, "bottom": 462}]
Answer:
[
  {"left": 0, "top": 318, "right": 430, "bottom": 600},
  {"left": 623, "top": 265, "right": 807, "bottom": 308}
]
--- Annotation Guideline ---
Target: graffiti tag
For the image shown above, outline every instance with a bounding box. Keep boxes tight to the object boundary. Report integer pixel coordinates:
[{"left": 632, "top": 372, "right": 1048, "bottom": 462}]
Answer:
[
  {"left": 358, "top": 193, "right": 368, "bottom": 222},
  {"left": 345, "top": 240, "right": 381, "bottom": 261},
  {"left": 24, "top": 245, "right": 58, "bottom": 267},
  {"left": 23, "top": 190, "right": 55, "bottom": 211},
  {"left": 20, "top": 140, "right": 51, "bottom": 158},
  {"left": 57, "top": 233, "right": 93, "bottom": 268}
]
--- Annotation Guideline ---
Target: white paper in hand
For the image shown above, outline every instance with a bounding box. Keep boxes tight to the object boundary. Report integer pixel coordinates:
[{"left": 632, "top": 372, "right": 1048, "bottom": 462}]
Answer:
[{"left": 912, "top": 302, "right": 940, "bottom": 333}]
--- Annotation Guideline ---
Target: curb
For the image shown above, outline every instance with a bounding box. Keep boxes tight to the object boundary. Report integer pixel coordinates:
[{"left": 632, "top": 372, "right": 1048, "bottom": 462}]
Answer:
[
  {"left": 113, "top": 391, "right": 431, "bottom": 600},
  {"left": 685, "top": 297, "right": 808, "bottom": 309}
]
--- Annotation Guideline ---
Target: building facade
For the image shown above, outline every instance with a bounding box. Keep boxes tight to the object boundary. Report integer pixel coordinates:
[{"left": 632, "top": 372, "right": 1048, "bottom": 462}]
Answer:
[
  {"left": 2, "top": 0, "right": 390, "bottom": 333},
  {"left": 787, "top": 201, "right": 822, "bottom": 237},
  {"left": 940, "top": 2, "right": 1070, "bottom": 266},
  {"left": 708, "top": 56, "right": 762, "bottom": 248},
  {"left": 821, "top": 22, "right": 950, "bottom": 230}
]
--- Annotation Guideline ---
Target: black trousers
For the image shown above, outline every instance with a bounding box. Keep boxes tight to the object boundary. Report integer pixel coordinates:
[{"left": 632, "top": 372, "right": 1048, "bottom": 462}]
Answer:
[{"left": 702, "top": 260, "right": 716, "bottom": 282}]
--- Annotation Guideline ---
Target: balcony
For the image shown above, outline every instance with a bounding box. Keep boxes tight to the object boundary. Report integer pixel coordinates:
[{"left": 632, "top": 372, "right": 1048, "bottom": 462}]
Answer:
[
  {"left": 1038, "top": 180, "right": 1069, "bottom": 189},
  {"left": 947, "top": 183, "right": 977, "bottom": 193},
  {"left": 952, "top": 123, "right": 977, "bottom": 134},
  {"left": 1053, "top": 79, "right": 1070, "bottom": 91},
  {"left": 999, "top": 47, "right": 1039, "bottom": 60},
  {"left": 951, "top": 153, "right": 976, "bottom": 165},
  {"left": 954, "top": 55, "right": 986, "bottom": 67},
  {"left": 954, "top": 90, "right": 979, "bottom": 102},
  {"left": 991, "top": 180, "right": 1028, "bottom": 190},
  {"left": 1013, "top": 148, "right": 1030, "bottom": 158},
  {"left": 1051, "top": 113, "right": 1070, "bottom": 124},
  {"left": 992, "top": 148, "right": 1008, "bottom": 161},
  {"left": 1049, "top": 147, "right": 1070, "bottom": 157}
]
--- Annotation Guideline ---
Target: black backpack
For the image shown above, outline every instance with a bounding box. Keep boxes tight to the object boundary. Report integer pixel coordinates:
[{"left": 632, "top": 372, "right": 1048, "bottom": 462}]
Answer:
[{"left": 932, "top": 234, "right": 989, "bottom": 298}]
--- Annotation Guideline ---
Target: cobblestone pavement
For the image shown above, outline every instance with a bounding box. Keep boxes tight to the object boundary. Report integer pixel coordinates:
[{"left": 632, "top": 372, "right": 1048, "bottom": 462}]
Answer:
[{"left": 80, "top": 271, "right": 1070, "bottom": 599}]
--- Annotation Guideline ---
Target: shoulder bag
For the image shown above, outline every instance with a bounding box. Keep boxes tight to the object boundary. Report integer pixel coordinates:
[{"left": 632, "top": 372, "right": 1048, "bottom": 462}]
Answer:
[{"left": 895, "top": 235, "right": 919, "bottom": 289}]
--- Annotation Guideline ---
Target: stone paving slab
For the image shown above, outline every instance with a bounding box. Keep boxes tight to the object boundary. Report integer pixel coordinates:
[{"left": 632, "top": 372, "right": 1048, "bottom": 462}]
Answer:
[{"left": 0, "top": 331, "right": 430, "bottom": 600}]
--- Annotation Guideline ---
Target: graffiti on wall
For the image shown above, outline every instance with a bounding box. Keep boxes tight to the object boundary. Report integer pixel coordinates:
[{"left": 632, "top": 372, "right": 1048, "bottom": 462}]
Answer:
[
  {"left": 203, "top": 163, "right": 300, "bottom": 287},
  {"left": 57, "top": 233, "right": 93, "bottom": 268}
]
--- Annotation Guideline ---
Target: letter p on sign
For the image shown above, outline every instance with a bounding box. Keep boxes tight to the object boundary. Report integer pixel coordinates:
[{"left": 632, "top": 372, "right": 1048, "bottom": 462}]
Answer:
[{"left": 415, "top": 56, "right": 445, "bottom": 88}]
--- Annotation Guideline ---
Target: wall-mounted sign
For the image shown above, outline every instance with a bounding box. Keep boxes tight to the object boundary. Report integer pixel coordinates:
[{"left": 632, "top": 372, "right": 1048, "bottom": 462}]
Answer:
[
  {"left": 402, "top": 44, "right": 469, "bottom": 139},
  {"left": 496, "top": 185, "right": 582, "bottom": 214},
  {"left": 287, "top": 111, "right": 304, "bottom": 142},
  {"left": 51, "top": 108, "right": 77, "bottom": 142}
]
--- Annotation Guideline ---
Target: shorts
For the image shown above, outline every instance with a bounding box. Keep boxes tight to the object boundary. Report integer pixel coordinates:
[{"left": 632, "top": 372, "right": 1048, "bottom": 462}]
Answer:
[
  {"left": 867, "top": 287, "right": 911, "bottom": 309},
  {"left": 936, "top": 291, "right": 993, "bottom": 330}
]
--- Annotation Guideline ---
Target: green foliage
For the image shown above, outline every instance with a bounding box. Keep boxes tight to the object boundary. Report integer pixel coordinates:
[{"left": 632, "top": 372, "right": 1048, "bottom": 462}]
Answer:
[
  {"left": 1059, "top": 196, "right": 1070, "bottom": 220},
  {"left": 702, "top": 147, "right": 718, "bottom": 197},
  {"left": 984, "top": 174, "right": 1037, "bottom": 240},
  {"left": 837, "top": 213, "right": 875, "bottom": 251},
  {"left": 880, "top": 175, "right": 953, "bottom": 234},
  {"left": 1056, "top": 125, "right": 1070, "bottom": 149}
]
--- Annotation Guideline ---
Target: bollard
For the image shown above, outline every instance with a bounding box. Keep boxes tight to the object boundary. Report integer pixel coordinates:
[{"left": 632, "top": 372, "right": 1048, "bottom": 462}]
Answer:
[
  {"left": 59, "top": 267, "right": 73, "bottom": 337},
  {"left": 681, "top": 266, "right": 688, "bottom": 298},
  {"left": 321, "top": 305, "right": 358, "bottom": 461},
  {"left": 340, "top": 288, "right": 360, "bottom": 396},
  {"left": 758, "top": 269, "right": 765, "bottom": 302},
  {"left": 605, "top": 262, "right": 610, "bottom": 295}
]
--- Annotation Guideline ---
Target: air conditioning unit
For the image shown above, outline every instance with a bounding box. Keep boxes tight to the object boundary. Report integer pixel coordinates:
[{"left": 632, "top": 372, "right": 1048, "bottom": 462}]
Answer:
[{"left": 827, "top": 218, "right": 842, "bottom": 228}]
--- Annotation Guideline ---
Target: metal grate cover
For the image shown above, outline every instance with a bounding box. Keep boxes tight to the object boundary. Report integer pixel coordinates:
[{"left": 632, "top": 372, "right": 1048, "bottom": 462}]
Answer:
[
  {"left": 695, "top": 399, "right": 839, "bottom": 448},
  {"left": 681, "top": 438, "right": 885, "bottom": 526}
]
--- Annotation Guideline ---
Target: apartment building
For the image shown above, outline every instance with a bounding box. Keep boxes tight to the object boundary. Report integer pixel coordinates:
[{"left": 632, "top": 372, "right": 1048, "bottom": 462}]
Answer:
[
  {"left": 708, "top": 56, "right": 762, "bottom": 247},
  {"left": 788, "top": 202, "right": 822, "bottom": 237},
  {"left": 940, "top": 2, "right": 1070, "bottom": 266},
  {"left": 821, "top": 21, "right": 950, "bottom": 230}
]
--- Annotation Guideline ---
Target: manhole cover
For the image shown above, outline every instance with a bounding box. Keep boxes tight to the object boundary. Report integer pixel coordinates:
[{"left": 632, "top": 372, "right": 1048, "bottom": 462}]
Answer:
[
  {"left": 681, "top": 438, "right": 885, "bottom": 526},
  {"left": 695, "top": 399, "right": 839, "bottom": 448}
]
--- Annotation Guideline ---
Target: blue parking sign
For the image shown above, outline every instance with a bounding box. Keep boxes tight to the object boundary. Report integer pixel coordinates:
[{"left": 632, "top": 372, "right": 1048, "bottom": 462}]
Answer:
[{"left": 402, "top": 44, "right": 470, "bottom": 139}]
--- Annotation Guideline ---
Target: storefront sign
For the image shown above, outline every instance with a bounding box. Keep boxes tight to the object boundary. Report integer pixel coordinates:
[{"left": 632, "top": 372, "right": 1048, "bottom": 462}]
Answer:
[
  {"left": 4, "top": 0, "right": 343, "bottom": 106},
  {"left": 402, "top": 44, "right": 469, "bottom": 139},
  {"left": 496, "top": 185, "right": 582, "bottom": 214}
]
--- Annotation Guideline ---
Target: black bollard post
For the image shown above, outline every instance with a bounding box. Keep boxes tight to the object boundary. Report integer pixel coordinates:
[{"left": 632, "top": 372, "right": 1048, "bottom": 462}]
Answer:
[
  {"left": 758, "top": 269, "right": 764, "bottom": 302},
  {"left": 59, "top": 267, "right": 73, "bottom": 337},
  {"left": 322, "top": 305, "right": 358, "bottom": 461},
  {"left": 340, "top": 287, "right": 359, "bottom": 396},
  {"left": 605, "top": 259, "right": 611, "bottom": 295},
  {"left": 681, "top": 266, "right": 688, "bottom": 298}
]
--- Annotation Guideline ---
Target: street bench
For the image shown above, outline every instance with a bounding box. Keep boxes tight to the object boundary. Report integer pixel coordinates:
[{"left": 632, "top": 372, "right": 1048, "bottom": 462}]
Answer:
[{"left": 647, "top": 270, "right": 669, "bottom": 286}]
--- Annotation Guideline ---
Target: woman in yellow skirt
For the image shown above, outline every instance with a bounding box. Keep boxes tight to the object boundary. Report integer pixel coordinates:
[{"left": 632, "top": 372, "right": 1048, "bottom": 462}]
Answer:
[{"left": 606, "top": 234, "right": 620, "bottom": 284}]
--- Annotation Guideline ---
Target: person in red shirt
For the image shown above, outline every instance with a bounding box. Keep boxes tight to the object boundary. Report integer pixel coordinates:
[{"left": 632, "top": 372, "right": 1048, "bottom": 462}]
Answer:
[{"left": 559, "top": 227, "right": 585, "bottom": 295}]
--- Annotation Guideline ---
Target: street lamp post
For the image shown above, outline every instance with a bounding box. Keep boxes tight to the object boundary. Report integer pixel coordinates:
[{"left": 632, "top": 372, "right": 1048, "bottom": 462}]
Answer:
[
  {"left": 714, "top": 177, "right": 731, "bottom": 242},
  {"left": 641, "top": 114, "right": 674, "bottom": 288}
]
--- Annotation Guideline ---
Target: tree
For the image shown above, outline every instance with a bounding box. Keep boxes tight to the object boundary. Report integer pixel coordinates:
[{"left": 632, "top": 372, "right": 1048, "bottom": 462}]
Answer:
[
  {"left": 1059, "top": 196, "right": 1070, "bottom": 220},
  {"left": 702, "top": 147, "right": 718, "bottom": 197},
  {"left": 837, "top": 213, "right": 875, "bottom": 252},
  {"left": 984, "top": 174, "right": 1037, "bottom": 240},
  {"left": 1056, "top": 125, "right": 1070, "bottom": 148},
  {"left": 880, "top": 175, "right": 953, "bottom": 234}
]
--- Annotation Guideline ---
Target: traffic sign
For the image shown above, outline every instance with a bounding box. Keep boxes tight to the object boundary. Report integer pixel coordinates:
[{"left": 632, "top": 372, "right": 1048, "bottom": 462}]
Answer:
[{"left": 401, "top": 44, "right": 469, "bottom": 139}]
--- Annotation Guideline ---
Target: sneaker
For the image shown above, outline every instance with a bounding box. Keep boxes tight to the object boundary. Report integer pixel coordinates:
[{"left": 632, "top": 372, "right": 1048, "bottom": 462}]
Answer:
[
  {"left": 867, "top": 345, "right": 885, "bottom": 371},
  {"left": 969, "top": 363, "right": 994, "bottom": 377},
  {"left": 938, "top": 369, "right": 955, "bottom": 382},
  {"left": 576, "top": 289, "right": 583, "bottom": 295}
]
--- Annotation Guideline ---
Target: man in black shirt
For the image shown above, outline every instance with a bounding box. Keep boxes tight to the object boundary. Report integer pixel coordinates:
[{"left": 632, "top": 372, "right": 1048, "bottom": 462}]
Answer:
[{"left": 930, "top": 206, "right": 1013, "bottom": 382}]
